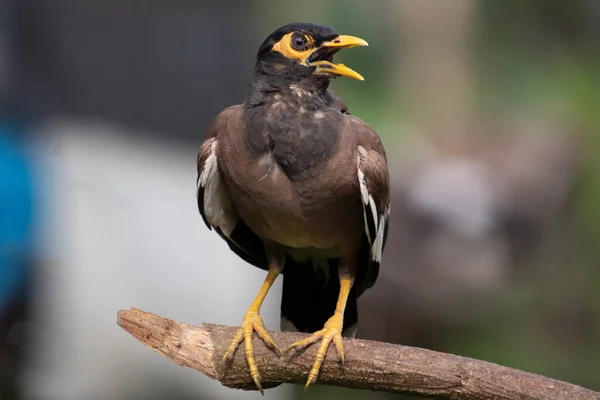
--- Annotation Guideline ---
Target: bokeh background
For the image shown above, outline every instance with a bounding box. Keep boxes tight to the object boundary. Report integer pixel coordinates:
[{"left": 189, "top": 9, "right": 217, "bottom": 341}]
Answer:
[{"left": 1, "top": 1, "right": 599, "bottom": 399}]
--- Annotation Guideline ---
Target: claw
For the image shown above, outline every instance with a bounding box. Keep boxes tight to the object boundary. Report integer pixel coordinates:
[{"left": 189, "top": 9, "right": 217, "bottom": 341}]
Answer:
[
  {"left": 223, "top": 329, "right": 244, "bottom": 363},
  {"left": 254, "top": 320, "right": 282, "bottom": 356},
  {"left": 253, "top": 375, "right": 264, "bottom": 396},
  {"left": 285, "top": 329, "right": 324, "bottom": 354},
  {"left": 286, "top": 313, "right": 345, "bottom": 393},
  {"left": 333, "top": 334, "right": 345, "bottom": 365},
  {"left": 222, "top": 311, "right": 278, "bottom": 394}
]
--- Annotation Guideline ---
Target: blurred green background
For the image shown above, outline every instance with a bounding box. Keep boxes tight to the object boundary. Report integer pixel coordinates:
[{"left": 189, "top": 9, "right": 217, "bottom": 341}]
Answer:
[{"left": 1, "top": 1, "right": 598, "bottom": 399}]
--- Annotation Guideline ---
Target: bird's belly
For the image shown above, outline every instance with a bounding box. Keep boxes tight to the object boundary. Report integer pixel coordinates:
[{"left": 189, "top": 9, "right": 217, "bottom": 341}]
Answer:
[
  {"left": 253, "top": 213, "right": 338, "bottom": 249},
  {"left": 223, "top": 150, "right": 363, "bottom": 251},
  {"left": 286, "top": 246, "right": 340, "bottom": 263},
  {"left": 233, "top": 192, "right": 363, "bottom": 252}
]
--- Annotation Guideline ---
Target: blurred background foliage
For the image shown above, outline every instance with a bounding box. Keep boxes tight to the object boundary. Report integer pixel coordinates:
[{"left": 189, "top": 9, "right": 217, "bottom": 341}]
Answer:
[{"left": 0, "top": 1, "right": 599, "bottom": 399}]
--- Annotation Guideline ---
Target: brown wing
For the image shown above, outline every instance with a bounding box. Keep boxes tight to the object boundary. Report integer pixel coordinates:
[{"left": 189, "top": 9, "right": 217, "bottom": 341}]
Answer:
[
  {"left": 196, "top": 105, "right": 268, "bottom": 270},
  {"left": 351, "top": 116, "right": 391, "bottom": 290}
]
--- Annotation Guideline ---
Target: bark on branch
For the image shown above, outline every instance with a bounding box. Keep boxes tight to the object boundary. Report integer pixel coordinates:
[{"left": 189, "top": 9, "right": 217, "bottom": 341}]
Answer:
[{"left": 117, "top": 308, "right": 598, "bottom": 399}]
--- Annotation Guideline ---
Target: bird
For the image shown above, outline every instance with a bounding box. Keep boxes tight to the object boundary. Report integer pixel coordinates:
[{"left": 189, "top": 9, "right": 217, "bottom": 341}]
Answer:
[{"left": 196, "top": 22, "right": 390, "bottom": 393}]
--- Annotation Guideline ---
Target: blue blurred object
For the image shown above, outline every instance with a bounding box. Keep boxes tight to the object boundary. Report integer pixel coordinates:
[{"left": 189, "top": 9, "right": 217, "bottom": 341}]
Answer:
[{"left": 0, "top": 122, "right": 34, "bottom": 316}]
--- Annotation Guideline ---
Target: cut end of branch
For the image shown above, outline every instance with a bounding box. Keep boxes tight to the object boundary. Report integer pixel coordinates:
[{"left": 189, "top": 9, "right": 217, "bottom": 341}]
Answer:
[{"left": 116, "top": 308, "right": 599, "bottom": 400}]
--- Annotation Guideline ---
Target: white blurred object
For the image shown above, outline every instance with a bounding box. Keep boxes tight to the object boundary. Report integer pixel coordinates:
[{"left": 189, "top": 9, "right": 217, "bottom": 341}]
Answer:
[
  {"left": 407, "top": 157, "right": 498, "bottom": 239},
  {"left": 372, "top": 117, "right": 580, "bottom": 324},
  {"left": 23, "top": 118, "right": 290, "bottom": 400}
]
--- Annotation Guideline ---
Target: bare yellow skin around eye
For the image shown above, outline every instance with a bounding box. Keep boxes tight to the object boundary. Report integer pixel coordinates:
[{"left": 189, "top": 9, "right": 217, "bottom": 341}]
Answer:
[{"left": 271, "top": 32, "right": 315, "bottom": 64}]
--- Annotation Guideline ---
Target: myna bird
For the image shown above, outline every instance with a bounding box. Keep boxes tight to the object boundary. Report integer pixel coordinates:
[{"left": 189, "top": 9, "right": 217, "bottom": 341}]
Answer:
[{"left": 196, "top": 22, "right": 390, "bottom": 392}]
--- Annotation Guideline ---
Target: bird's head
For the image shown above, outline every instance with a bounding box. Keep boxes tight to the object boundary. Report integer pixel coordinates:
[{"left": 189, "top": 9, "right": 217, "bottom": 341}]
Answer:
[{"left": 254, "top": 23, "right": 368, "bottom": 84}]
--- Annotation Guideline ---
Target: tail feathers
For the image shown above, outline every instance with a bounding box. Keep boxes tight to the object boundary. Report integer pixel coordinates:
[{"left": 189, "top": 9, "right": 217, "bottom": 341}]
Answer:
[{"left": 280, "top": 257, "right": 358, "bottom": 338}]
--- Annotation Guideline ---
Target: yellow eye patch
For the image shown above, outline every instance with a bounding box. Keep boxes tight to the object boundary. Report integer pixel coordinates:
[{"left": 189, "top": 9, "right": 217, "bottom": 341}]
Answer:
[{"left": 272, "top": 32, "right": 315, "bottom": 64}]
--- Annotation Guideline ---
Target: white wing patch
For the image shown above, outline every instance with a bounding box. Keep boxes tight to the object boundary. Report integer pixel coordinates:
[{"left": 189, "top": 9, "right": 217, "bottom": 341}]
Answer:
[
  {"left": 357, "top": 166, "right": 372, "bottom": 243},
  {"left": 357, "top": 146, "right": 389, "bottom": 263},
  {"left": 372, "top": 205, "right": 390, "bottom": 262},
  {"left": 197, "top": 140, "right": 237, "bottom": 236}
]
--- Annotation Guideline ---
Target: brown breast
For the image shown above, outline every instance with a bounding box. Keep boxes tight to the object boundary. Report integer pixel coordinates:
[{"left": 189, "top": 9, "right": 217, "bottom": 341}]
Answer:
[{"left": 218, "top": 111, "right": 364, "bottom": 252}]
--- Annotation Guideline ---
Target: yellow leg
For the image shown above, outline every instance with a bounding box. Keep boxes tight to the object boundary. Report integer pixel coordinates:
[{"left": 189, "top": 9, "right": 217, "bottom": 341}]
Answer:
[
  {"left": 223, "top": 268, "right": 281, "bottom": 394},
  {"left": 286, "top": 275, "right": 354, "bottom": 393}
]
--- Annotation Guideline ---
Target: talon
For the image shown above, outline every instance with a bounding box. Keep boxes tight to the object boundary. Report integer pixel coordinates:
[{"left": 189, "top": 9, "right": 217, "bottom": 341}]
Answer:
[
  {"left": 223, "top": 329, "right": 244, "bottom": 363},
  {"left": 287, "top": 314, "right": 345, "bottom": 392},
  {"left": 222, "top": 310, "right": 279, "bottom": 392},
  {"left": 304, "top": 379, "right": 313, "bottom": 394},
  {"left": 253, "top": 373, "right": 264, "bottom": 395},
  {"left": 285, "top": 329, "right": 324, "bottom": 354},
  {"left": 253, "top": 321, "right": 281, "bottom": 356}
]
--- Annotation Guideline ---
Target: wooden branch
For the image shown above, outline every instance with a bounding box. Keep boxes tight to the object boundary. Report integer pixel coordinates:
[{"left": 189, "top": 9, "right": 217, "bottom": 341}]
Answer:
[{"left": 117, "top": 308, "right": 598, "bottom": 399}]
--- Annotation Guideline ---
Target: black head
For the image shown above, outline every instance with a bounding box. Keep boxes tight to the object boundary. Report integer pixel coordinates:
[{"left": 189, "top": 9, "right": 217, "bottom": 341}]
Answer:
[{"left": 253, "top": 22, "right": 368, "bottom": 84}]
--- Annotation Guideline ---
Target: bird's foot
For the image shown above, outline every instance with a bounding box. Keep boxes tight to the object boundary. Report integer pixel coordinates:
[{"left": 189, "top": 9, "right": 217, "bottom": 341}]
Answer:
[
  {"left": 223, "top": 311, "right": 281, "bottom": 394},
  {"left": 286, "top": 312, "right": 345, "bottom": 393}
]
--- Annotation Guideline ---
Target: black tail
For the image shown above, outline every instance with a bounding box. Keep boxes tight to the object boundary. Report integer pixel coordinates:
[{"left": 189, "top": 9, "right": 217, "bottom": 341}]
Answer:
[{"left": 280, "top": 257, "right": 358, "bottom": 338}]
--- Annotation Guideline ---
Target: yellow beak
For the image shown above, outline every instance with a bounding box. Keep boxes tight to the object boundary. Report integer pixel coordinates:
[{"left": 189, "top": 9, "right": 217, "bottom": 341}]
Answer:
[
  {"left": 310, "top": 61, "right": 365, "bottom": 81},
  {"left": 309, "top": 35, "right": 368, "bottom": 81},
  {"left": 322, "top": 35, "right": 369, "bottom": 49}
]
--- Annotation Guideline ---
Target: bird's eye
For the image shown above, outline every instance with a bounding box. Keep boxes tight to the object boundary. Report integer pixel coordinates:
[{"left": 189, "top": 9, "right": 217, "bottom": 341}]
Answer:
[{"left": 290, "top": 33, "right": 309, "bottom": 51}]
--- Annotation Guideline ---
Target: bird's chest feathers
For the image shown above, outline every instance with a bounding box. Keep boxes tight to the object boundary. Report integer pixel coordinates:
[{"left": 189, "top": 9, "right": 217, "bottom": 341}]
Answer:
[
  {"left": 246, "top": 95, "right": 341, "bottom": 182},
  {"left": 229, "top": 98, "right": 346, "bottom": 248}
]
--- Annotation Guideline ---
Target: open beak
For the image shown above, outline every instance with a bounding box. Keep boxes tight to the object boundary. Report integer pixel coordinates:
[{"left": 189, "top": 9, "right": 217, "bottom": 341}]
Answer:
[
  {"left": 310, "top": 61, "right": 365, "bottom": 81},
  {"left": 308, "top": 35, "right": 368, "bottom": 81}
]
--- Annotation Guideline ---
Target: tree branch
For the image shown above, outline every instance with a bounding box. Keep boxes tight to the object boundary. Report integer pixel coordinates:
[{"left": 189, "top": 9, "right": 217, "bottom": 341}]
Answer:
[{"left": 117, "top": 308, "right": 598, "bottom": 399}]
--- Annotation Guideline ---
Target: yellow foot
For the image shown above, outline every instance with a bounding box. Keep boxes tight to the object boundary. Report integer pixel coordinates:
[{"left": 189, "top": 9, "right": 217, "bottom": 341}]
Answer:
[
  {"left": 223, "top": 311, "right": 280, "bottom": 394},
  {"left": 286, "top": 313, "right": 345, "bottom": 393}
]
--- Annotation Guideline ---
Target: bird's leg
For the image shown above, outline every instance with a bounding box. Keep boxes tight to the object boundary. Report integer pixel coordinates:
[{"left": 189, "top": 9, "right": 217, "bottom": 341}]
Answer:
[
  {"left": 222, "top": 247, "right": 284, "bottom": 394},
  {"left": 286, "top": 268, "right": 355, "bottom": 393}
]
